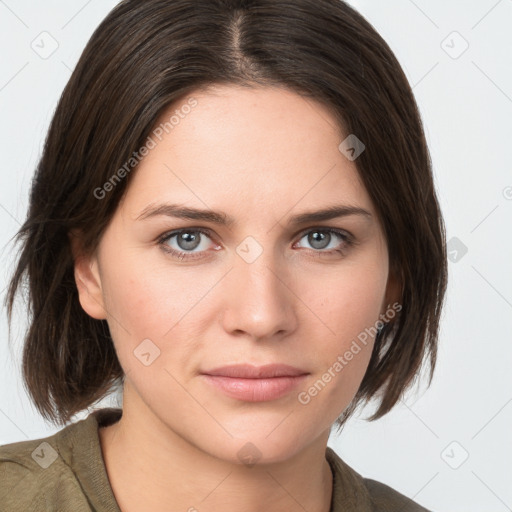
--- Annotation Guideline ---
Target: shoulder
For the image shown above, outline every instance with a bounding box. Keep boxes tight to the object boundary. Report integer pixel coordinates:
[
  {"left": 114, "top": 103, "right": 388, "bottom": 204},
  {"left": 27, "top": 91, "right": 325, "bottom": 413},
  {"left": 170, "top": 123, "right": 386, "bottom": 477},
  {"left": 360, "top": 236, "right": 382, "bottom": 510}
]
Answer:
[
  {"left": 325, "top": 446, "right": 433, "bottom": 512},
  {"left": 0, "top": 408, "right": 122, "bottom": 512},
  {"left": 362, "top": 477, "right": 432, "bottom": 511},
  {"left": 0, "top": 434, "right": 89, "bottom": 511}
]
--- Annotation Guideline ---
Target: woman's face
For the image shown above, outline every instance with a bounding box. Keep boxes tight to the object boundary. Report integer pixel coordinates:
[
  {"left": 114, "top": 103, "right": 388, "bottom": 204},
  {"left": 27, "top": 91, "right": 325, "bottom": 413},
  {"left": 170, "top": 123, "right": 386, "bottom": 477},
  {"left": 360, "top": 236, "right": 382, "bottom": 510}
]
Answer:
[{"left": 76, "top": 84, "right": 399, "bottom": 463}]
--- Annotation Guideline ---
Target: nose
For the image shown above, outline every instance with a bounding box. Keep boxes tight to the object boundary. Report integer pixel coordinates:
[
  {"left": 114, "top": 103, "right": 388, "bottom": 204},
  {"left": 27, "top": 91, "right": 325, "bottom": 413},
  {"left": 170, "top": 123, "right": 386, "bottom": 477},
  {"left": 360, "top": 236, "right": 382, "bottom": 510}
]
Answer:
[{"left": 221, "top": 245, "right": 298, "bottom": 341}]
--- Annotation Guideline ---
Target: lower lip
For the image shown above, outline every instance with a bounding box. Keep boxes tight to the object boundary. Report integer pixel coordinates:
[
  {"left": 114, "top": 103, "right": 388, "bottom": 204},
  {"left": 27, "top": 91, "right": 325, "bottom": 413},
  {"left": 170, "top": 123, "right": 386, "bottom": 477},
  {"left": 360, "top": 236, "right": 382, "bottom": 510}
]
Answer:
[{"left": 202, "top": 374, "right": 309, "bottom": 402}]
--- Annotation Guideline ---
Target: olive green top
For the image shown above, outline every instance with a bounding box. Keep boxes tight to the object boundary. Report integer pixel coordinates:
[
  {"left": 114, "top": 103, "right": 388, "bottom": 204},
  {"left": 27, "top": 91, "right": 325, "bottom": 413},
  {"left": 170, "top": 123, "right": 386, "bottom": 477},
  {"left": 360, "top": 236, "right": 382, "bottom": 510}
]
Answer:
[{"left": 0, "top": 408, "right": 431, "bottom": 511}]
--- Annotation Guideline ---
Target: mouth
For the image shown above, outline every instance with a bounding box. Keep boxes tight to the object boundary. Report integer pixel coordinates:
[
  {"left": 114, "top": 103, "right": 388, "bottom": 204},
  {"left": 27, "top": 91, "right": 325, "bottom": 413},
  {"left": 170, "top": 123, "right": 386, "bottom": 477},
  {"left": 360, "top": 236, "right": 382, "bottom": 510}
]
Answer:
[
  {"left": 201, "top": 364, "right": 309, "bottom": 402},
  {"left": 201, "top": 363, "right": 309, "bottom": 378}
]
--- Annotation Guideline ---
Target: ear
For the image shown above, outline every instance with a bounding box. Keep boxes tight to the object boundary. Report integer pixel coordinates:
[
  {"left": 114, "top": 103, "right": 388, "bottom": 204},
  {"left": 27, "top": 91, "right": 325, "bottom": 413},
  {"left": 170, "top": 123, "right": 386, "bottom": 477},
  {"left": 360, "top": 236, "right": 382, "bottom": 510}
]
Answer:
[
  {"left": 382, "top": 264, "right": 403, "bottom": 317},
  {"left": 68, "top": 230, "right": 107, "bottom": 320}
]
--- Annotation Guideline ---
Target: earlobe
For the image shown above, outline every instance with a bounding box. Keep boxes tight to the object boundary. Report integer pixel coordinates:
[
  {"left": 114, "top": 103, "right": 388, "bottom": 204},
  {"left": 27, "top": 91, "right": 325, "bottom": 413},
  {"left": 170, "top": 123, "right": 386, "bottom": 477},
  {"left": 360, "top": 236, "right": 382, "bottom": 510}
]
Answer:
[{"left": 68, "top": 231, "right": 107, "bottom": 320}]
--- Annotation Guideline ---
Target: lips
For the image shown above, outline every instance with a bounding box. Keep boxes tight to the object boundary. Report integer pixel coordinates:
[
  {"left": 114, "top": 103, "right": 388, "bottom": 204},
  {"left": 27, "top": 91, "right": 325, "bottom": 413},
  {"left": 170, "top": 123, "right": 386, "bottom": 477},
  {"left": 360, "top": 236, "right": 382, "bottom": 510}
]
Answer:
[
  {"left": 201, "top": 363, "right": 309, "bottom": 378},
  {"left": 200, "top": 364, "right": 310, "bottom": 402}
]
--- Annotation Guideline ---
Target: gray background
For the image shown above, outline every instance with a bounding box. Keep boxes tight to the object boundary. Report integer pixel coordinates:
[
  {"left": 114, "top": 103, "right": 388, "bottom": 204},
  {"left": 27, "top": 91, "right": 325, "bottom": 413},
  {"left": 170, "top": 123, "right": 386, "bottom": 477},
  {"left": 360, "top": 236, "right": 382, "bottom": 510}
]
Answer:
[{"left": 1, "top": 1, "right": 511, "bottom": 511}]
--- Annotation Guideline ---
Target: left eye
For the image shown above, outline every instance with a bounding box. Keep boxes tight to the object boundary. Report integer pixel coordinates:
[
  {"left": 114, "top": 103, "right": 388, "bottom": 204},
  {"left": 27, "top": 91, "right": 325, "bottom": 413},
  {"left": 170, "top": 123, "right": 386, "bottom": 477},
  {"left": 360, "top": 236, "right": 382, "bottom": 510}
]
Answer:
[
  {"left": 295, "top": 228, "right": 351, "bottom": 252},
  {"left": 158, "top": 227, "right": 353, "bottom": 261}
]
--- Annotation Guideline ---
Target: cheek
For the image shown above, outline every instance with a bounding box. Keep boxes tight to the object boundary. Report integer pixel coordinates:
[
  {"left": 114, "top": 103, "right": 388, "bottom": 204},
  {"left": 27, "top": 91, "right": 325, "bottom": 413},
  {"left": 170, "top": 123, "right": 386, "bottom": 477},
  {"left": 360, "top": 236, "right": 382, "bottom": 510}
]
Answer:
[
  {"left": 101, "top": 250, "right": 207, "bottom": 332},
  {"left": 100, "top": 255, "right": 220, "bottom": 370},
  {"left": 298, "top": 260, "right": 387, "bottom": 343},
  {"left": 292, "top": 263, "right": 386, "bottom": 408},
  {"left": 102, "top": 271, "right": 165, "bottom": 336}
]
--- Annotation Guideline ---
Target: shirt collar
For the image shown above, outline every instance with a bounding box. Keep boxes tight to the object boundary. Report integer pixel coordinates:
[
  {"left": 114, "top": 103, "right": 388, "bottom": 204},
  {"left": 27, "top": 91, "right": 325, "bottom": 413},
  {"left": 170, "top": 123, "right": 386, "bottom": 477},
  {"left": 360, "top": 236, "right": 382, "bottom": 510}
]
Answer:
[{"left": 59, "top": 408, "right": 373, "bottom": 512}]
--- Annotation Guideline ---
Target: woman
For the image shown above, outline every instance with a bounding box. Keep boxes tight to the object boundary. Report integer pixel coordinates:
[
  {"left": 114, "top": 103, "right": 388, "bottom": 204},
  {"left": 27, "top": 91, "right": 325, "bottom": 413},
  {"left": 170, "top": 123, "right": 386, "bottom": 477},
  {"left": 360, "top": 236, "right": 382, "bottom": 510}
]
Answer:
[{"left": 1, "top": 0, "right": 447, "bottom": 510}]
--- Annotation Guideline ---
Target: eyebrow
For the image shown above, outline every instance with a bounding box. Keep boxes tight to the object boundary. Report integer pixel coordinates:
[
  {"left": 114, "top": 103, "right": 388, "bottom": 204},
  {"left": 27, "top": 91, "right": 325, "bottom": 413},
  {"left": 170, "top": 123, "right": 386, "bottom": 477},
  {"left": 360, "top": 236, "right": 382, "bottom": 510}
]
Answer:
[{"left": 136, "top": 203, "right": 372, "bottom": 227}]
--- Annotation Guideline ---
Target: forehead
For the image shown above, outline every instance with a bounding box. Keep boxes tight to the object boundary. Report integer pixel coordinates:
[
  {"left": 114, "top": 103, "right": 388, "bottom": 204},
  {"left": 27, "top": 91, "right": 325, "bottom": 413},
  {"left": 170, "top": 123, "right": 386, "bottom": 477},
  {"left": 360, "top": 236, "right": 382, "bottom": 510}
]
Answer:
[{"left": 121, "top": 84, "right": 374, "bottom": 221}]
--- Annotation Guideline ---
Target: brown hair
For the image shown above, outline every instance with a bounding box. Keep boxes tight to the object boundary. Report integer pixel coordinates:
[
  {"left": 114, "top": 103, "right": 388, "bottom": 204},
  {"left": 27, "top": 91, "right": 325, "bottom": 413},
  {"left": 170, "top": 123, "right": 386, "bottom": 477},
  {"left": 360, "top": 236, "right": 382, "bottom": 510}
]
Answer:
[{"left": 5, "top": 0, "right": 447, "bottom": 428}]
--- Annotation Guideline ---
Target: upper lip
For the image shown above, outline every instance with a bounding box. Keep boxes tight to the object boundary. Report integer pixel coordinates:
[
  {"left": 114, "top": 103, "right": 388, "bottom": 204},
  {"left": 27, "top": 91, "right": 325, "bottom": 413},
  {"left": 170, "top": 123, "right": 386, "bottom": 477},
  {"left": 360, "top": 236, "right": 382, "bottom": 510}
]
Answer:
[{"left": 202, "top": 364, "right": 309, "bottom": 378}]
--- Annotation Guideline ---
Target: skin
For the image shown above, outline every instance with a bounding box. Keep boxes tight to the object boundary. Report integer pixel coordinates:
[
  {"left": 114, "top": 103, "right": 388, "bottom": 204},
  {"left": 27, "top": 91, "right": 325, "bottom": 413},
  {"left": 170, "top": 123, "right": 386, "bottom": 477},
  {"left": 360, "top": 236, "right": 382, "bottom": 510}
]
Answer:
[{"left": 73, "top": 84, "right": 400, "bottom": 512}]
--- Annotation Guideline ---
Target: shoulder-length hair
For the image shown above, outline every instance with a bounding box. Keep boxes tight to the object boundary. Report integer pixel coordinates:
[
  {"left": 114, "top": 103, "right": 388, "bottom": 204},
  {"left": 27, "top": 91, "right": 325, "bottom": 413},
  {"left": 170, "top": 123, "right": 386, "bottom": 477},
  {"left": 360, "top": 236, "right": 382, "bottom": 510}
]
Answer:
[{"left": 5, "top": 0, "right": 447, "bottom": 428}]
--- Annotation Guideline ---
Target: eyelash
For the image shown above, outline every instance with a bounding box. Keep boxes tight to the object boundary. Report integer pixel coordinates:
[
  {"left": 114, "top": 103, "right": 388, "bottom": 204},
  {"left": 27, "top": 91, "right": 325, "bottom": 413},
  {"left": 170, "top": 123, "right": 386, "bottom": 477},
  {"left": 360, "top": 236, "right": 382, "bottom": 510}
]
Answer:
[{"left": 156, "top": 227, "right": 356, "bottom": 262}]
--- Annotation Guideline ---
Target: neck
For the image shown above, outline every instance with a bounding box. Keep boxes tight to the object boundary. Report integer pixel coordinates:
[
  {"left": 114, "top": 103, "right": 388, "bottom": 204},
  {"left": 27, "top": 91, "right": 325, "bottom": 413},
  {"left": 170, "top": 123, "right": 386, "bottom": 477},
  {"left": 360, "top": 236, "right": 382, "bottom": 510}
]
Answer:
[{"left": 99, "top": 385, "right": 334, "bottom": 512}]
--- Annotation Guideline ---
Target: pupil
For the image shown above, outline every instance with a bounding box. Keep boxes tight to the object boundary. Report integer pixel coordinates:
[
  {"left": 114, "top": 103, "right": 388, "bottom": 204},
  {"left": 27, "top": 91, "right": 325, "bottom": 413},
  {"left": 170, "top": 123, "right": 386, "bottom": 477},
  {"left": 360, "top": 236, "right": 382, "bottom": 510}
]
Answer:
[
  {"left": 310, "top": 231, "right": 329, "bottom": 249},
  {"left": 179, "top": 232, "right": 200, "bottom": 250}
]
